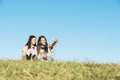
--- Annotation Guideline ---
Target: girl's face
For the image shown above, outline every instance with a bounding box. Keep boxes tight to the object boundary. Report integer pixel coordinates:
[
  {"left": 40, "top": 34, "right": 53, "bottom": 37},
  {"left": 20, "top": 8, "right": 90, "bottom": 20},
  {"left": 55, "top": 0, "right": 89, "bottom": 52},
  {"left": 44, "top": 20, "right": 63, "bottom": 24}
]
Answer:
[
  {"left": 31, "top": 38, "right": 36, "bottom": 45},
  {"left": 40, "top": 37, "right": 46, "bottom": 45}
]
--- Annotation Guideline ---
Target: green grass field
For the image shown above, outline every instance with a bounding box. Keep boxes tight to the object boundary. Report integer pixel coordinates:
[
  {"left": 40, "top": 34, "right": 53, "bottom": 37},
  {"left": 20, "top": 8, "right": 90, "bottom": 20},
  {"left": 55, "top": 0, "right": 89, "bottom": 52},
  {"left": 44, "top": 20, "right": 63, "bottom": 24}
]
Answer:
[{"left": 0, "top": 60, "right": 120, "bottom": 80}]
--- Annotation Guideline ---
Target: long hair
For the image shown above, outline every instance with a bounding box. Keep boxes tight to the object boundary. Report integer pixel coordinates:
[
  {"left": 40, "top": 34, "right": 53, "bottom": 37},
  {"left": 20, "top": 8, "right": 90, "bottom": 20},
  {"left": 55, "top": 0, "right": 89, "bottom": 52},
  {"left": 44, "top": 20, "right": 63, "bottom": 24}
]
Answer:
[
  {"left": 26, "top": 35, "right": 36, "bottom": 49},
  {"left": 37, "top": 35, "right": 48, "bottom": 54}
]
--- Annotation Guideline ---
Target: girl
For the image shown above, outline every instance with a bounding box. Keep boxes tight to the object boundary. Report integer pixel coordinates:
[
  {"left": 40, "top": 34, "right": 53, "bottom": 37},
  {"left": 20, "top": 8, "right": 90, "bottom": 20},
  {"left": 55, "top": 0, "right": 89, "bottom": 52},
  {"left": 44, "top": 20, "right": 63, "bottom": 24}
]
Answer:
[
  {"left": 22, "top": 35, "right": 38, "bottom": 60},
  {"left": 37, "top": 35, "right": 58, "bottom": 60}
]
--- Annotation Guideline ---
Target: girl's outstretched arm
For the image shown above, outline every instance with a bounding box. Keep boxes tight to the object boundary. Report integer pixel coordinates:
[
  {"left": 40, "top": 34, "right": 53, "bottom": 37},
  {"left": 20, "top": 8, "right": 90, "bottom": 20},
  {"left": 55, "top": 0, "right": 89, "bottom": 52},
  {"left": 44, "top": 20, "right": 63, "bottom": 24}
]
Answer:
[{"left": 49, "top": 38, "right": 58, "bottom": 50}]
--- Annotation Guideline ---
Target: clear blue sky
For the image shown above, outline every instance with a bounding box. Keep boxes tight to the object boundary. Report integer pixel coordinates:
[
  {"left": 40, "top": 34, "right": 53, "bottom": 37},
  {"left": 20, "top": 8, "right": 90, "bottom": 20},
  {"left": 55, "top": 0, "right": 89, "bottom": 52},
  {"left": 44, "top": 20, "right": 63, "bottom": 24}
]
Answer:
[{"left": 0, "top": 0, "right": 120, "bottom": 63}]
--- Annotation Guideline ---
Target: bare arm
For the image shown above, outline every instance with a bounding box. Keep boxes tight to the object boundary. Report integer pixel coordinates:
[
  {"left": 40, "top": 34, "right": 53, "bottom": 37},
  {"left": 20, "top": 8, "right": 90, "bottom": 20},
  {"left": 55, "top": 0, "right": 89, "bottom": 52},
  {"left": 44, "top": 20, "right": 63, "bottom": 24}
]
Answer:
[{"left": 22, "top": 46, "right": 28, "bottom": 60}]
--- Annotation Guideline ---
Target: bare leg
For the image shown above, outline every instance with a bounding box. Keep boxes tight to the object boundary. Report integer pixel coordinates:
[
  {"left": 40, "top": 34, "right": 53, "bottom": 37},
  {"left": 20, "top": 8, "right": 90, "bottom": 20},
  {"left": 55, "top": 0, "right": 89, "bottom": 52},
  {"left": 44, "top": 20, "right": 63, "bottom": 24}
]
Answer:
[{"left": 33, "top": 55, "right": 38, "bottom": 60}]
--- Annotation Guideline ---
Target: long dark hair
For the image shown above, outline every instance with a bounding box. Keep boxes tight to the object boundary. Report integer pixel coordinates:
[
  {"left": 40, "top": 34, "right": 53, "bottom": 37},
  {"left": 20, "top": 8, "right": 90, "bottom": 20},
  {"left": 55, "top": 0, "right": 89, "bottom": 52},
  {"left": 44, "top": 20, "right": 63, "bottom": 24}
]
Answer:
[
  {"left": 37, "top": 35, "right": 48, "bottom": 54},
  {"left": 26, "top": 35, "right": 36, "bottom": 49}
]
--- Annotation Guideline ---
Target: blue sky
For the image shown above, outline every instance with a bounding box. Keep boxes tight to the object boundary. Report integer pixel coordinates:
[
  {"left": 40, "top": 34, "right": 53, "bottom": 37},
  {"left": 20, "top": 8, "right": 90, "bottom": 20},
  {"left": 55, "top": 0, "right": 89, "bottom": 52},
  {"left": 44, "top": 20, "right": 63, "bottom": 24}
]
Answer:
[{"left": 0, "top": 0, "right": 120, "bottom": 63}]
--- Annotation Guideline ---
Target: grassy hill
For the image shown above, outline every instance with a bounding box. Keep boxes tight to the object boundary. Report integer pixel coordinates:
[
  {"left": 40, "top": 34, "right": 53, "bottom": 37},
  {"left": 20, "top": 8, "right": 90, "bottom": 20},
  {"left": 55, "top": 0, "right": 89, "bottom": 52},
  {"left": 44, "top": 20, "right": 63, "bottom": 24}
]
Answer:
[{"left": 0, "top": 60, "right": 120, "bottom": 80}]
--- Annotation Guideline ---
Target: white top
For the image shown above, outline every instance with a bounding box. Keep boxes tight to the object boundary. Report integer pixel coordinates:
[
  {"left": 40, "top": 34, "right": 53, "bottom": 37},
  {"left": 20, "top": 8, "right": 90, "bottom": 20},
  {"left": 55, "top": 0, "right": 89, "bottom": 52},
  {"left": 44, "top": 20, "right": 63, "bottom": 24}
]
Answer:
[{"left": 26, "top": 48, "right": 37, "bottom": 56}]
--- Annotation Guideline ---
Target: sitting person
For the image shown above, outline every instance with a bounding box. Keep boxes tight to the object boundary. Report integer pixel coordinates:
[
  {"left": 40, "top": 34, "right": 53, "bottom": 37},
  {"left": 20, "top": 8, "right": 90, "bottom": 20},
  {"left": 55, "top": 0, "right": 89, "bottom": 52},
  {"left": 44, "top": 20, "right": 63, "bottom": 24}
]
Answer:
[
  {"left": 22, "top": 35, "right": 38, "bottom": 60},
  {"left": 37, "top": 35, "right": 58, "bottom": 60}
]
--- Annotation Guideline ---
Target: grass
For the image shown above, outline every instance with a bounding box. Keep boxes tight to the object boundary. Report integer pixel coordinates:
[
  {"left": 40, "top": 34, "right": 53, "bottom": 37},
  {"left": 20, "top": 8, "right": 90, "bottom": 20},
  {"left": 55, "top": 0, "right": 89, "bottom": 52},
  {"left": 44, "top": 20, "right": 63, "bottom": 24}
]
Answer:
[{"left": 0, "top": 60, "right": 120, "bottom": 80}]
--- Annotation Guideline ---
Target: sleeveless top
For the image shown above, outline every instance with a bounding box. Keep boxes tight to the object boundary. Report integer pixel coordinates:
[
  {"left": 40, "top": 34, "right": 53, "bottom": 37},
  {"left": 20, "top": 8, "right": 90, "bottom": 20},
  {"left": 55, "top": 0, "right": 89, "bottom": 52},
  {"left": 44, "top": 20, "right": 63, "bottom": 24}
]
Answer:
[{"left": 22, "top": 46, "right": 37, "bottom": 55}]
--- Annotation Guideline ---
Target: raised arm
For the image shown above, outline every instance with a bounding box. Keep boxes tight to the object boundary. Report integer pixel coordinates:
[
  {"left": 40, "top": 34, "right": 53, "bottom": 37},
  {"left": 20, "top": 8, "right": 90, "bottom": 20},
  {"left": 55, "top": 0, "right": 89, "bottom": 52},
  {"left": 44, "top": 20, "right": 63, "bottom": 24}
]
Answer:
[{"left": 48, "top": 38, "right": 58, "bottom": 50}]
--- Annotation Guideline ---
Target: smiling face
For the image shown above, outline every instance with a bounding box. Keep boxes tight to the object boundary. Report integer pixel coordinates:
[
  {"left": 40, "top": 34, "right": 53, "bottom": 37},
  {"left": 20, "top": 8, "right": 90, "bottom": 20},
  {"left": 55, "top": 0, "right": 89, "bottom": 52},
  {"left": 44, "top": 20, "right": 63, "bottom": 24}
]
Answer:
[{"left": 40, "top": 37, "right": 46, "bottom": 45}]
